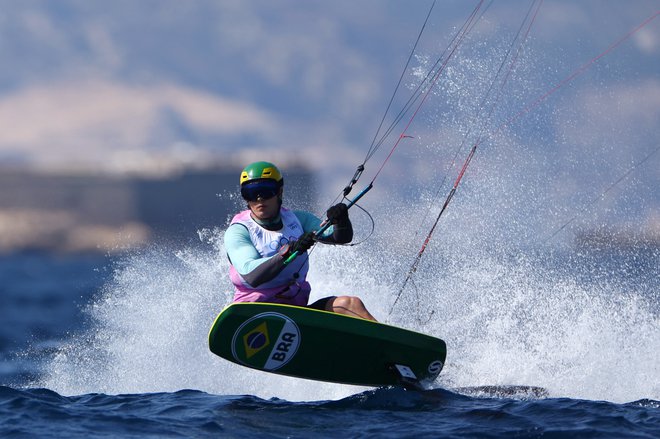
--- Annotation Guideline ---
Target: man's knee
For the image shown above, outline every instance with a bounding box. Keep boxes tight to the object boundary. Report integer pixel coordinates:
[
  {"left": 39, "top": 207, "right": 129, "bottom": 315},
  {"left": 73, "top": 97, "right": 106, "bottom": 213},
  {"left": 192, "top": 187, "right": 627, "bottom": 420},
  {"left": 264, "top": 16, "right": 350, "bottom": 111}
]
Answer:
[
  {"left": 326, "top": 295, "right": 376, "bottom": 321},
  {"left": 331, "top": 295, "right": 362, "bottom": 310}
]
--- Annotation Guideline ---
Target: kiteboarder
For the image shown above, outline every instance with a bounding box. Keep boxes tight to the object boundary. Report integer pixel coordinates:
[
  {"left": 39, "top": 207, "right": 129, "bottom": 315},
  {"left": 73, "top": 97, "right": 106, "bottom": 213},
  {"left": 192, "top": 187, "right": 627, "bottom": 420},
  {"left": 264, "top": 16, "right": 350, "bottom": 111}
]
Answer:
[{"left": 224, "top": 161, "right": 377, "bottom": 321}]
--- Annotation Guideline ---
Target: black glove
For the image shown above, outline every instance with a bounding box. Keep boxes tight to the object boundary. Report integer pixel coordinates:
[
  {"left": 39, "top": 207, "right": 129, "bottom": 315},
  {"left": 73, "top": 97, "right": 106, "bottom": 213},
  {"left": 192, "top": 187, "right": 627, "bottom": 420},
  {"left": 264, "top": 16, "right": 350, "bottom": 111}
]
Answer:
[
  {"left": 289, "top": 231, "right": 315, "bottom": 254},
  {"left": 326, "top": 203, "right": 349, "bottom": 225}
]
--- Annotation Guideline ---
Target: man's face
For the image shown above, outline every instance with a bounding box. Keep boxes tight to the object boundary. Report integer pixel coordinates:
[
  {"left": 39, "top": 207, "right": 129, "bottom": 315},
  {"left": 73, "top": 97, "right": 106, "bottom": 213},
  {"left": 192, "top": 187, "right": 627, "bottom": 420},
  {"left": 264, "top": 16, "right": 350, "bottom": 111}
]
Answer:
[{"left": 248, "top": 188, "right": 282, "bottom": 221}]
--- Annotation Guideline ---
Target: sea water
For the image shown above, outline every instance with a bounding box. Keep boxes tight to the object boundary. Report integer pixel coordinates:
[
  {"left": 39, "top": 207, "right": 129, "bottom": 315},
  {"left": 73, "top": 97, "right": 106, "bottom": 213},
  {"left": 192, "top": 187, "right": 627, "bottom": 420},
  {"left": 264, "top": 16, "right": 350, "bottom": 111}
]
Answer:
[{"left": 0, "top": 232, "right": 658, "bottom": 438}]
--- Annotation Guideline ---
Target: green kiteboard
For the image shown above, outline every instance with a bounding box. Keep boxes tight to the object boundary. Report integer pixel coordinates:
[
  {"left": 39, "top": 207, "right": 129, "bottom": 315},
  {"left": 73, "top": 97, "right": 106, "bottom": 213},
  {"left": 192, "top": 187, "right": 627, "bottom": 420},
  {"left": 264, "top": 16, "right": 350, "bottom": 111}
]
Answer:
[{"left": 208, "top": 302, "right": 447, "bottom": 388}]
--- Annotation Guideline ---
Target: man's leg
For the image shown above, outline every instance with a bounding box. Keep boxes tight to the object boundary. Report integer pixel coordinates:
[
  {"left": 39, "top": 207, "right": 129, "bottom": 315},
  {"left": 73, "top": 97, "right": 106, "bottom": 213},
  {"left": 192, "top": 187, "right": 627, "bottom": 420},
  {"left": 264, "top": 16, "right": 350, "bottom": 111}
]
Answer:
[{"left": 325, "top": 296, "right": 377, "bottom": 321}]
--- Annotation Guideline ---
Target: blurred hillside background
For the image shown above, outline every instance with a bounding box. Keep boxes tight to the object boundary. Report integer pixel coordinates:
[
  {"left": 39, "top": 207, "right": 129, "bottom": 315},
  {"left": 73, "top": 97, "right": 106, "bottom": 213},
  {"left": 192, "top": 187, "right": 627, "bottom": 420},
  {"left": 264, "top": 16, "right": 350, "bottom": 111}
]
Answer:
[{"left": 0, "top": 0, "right": 658, "bottom": 253}]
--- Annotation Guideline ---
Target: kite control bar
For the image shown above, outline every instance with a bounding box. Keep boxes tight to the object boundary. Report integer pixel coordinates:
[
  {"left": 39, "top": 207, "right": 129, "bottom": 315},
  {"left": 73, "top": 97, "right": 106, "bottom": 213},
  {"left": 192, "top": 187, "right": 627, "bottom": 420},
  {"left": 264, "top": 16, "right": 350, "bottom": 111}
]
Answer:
[{"left": 284, "top": 182, "right": 373, "bottom": 265}]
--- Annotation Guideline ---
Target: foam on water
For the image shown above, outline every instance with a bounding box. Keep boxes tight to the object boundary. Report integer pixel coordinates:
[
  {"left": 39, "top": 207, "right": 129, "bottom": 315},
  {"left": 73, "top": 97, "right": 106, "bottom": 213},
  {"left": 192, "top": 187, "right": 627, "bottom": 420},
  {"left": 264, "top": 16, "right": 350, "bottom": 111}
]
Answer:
[
  {"left": 34, "top": 217, "right": 658, "bottom": 403},
  {"left": 415, "top": 251, "right": 659, "bottom": 403}
]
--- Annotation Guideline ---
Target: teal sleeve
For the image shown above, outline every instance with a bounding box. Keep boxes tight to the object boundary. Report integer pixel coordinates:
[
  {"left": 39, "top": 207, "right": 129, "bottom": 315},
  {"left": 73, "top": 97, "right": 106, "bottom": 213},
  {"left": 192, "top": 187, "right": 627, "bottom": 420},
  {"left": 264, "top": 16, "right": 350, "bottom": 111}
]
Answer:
[
  {"left": 224, "top": 223, "right": 272, "bottom": 275},
  {"left": 293, "top": 210, "right": 335, "bottom": 239}
]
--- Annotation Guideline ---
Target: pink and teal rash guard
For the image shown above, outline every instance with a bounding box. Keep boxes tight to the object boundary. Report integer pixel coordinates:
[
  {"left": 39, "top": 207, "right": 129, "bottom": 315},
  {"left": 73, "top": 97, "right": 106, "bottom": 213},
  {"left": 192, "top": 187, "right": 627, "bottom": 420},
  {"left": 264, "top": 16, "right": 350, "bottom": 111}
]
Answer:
[{"left": 224, "top": 208, "right": 333, "bottom": 306}]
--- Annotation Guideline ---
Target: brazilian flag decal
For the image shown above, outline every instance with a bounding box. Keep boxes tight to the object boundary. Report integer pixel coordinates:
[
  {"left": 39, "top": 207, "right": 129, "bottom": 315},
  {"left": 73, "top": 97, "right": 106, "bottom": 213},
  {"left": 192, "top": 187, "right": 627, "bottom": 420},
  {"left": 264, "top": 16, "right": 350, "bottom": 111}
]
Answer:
[
  {"left": 243, "top": 321, "right": 270, "bottom": 358},
  {"left": 231, "top": 312, "right": 301, "bottom": 370}
]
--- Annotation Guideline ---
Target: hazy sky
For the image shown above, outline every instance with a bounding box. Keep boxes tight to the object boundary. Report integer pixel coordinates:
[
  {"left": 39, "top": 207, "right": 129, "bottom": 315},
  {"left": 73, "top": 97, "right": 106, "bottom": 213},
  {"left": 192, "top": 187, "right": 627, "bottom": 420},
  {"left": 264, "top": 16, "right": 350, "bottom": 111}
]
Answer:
[{"left": 0, "top": 0, "right": 657, "bottom": 240}]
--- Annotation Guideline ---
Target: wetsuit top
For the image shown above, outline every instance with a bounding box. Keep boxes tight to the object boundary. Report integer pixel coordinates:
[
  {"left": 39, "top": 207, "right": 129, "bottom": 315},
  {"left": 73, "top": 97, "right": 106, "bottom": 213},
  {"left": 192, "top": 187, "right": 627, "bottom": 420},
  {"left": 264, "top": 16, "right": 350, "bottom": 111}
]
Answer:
[{"left": 224, "top": 207, "right": 352, "bottom": 306}]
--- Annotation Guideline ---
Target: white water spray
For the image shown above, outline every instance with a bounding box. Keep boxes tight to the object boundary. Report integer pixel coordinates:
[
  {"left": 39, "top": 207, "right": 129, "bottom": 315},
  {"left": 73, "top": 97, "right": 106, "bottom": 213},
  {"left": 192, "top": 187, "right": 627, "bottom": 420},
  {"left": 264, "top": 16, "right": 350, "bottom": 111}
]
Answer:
[{"left": 35, "top": 215, "right": 658, "bottom": 403}]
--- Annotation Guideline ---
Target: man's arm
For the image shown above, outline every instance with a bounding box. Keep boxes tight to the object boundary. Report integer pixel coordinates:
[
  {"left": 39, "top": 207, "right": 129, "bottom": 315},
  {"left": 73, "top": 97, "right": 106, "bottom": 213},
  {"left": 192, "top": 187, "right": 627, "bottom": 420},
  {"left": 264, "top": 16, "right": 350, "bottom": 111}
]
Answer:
[{"left": 224, "top": 224, "right": 286, "bottom": 287}]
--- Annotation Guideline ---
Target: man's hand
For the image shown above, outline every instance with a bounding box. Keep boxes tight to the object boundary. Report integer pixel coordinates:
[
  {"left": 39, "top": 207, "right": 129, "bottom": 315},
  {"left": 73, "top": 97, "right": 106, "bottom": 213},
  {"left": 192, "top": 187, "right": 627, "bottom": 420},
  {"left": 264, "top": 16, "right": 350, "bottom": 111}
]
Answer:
[
  {"left": 326, "top": 203, "right": 349, "bottom": 225},
  {"left": 289, "top": 231, "right": 315, "bottom": 254}
]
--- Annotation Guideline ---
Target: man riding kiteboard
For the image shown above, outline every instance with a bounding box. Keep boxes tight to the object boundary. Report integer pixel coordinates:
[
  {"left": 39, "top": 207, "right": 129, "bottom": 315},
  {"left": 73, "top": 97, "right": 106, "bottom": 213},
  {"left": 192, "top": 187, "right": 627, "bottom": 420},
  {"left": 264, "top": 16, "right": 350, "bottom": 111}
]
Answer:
[{"left": 224, "top": 161, "right": 376, "bottom": 321}]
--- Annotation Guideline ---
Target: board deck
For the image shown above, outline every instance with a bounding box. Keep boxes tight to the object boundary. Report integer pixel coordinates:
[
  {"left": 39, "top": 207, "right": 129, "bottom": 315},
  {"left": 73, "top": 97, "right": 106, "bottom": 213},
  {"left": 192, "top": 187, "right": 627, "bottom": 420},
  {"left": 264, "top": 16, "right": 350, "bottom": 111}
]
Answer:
[{"left": 208, "top": 302, "right": 447, "bottom": 388}]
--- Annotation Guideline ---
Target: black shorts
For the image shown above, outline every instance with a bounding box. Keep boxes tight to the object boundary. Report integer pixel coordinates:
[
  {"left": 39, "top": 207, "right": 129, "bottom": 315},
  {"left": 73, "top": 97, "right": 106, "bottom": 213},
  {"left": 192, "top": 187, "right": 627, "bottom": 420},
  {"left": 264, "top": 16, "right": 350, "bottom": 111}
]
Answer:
[{"left": 307, "top": 296, "right": 336, "bottom": 311}]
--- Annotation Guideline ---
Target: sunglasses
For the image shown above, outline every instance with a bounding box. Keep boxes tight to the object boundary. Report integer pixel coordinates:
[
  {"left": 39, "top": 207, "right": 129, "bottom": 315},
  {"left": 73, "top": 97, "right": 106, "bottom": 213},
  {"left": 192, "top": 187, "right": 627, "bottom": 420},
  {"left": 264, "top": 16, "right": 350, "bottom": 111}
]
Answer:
[{"left": 241, "top": 180, "right": 280, "bottom": 202}]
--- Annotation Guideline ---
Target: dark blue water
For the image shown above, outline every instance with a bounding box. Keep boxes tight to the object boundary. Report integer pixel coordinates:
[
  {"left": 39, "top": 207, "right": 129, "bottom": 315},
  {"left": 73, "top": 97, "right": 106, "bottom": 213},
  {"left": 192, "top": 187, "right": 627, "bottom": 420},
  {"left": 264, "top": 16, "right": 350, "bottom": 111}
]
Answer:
[
  {"left": 1, "top": 250, "right": 658, "bottom": 438},
  {"left": 1, "top": 386, "right": 658, "bottom": 438}
]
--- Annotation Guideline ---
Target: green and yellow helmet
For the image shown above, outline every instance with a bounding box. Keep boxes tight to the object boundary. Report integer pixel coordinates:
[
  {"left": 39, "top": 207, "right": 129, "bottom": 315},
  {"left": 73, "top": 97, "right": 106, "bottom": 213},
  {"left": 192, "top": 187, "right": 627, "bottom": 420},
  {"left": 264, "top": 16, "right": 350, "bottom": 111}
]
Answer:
[{"left": 239, "top": 161, "right": 283, "bottom": 187}]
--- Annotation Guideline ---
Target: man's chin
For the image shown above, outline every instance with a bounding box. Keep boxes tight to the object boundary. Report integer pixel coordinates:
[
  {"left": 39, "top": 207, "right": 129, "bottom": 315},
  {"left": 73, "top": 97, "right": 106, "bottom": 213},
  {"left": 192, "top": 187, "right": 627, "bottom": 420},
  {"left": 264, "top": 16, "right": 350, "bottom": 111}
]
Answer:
[{"left": 253, "top": 210, "right": 276, "bottom": 220}]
